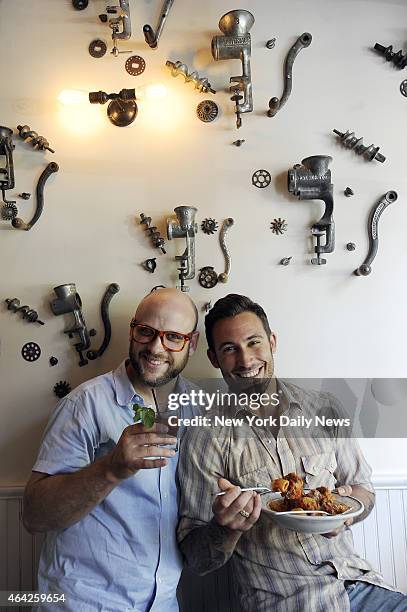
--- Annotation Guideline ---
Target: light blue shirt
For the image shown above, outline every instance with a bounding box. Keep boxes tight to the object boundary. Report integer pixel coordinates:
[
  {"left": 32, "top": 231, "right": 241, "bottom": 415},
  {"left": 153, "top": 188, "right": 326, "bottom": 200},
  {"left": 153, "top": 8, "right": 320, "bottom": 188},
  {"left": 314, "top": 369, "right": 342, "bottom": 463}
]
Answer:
[{"left": 33, "top": 360, "right": 195, "bottom": 612}]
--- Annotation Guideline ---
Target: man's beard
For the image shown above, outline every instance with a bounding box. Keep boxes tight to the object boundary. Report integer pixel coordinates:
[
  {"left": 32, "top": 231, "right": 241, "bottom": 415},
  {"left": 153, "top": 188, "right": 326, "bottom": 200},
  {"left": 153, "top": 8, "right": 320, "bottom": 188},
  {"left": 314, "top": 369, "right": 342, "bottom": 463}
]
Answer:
[
  {"left": 226, "top": 354, "right": 275, "bottom": 396},
  {"left": 129, "top": 346, "right": 189, "bottom": 388}
]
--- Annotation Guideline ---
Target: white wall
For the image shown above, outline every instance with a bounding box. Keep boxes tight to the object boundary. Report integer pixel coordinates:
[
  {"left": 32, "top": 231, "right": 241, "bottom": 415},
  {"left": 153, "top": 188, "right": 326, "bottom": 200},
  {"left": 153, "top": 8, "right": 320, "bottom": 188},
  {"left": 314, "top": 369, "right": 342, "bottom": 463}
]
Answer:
[{"left": 1, "top": 0, "right": 406, "bottom": 484}]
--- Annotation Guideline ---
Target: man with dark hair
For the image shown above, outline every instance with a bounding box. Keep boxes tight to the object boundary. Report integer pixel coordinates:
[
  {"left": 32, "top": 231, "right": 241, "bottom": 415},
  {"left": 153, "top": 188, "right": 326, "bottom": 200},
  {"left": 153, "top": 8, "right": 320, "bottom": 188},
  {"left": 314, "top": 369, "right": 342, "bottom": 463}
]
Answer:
[
  {"left": 177, "top": 294, "right": 407, "bottom": 612},
  {"left": 23, "top": 288, "right": 199, "bottom": 612}
]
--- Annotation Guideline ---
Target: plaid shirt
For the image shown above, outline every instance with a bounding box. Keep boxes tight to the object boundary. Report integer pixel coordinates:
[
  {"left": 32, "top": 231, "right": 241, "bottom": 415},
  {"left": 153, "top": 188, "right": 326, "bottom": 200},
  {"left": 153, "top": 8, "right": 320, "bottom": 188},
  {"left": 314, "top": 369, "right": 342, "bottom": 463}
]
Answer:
[{"left": 177, "top": 379, "right": 394, "bottom": 612}]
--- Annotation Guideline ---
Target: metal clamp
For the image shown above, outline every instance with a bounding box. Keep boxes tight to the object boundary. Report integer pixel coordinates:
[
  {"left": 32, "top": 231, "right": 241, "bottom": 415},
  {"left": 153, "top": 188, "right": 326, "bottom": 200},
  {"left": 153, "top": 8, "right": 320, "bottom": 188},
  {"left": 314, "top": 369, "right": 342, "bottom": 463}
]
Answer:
[
  {"left": 167, "top": 206, "right": 198, "bottom": 292},
  {"left": 212, "top": 10, "right": 254, "bottom": 128},
  {"left": 288, "top": 155, "right": 334, "bottom": 265},
  {"left": 100, "top": 0, "right": 132, "bottom": 57},
  {"left": 268, "top": 33, "right": 312, "bottom": 117},
  {"left": 143, "top": 0, "right": 175, "bottom": 49},
  {"left": 354, "top": 191, "right": 398, "bottom": 276},
  {"left": 0, "top": 126, "right": 16, "bottom": 209}
]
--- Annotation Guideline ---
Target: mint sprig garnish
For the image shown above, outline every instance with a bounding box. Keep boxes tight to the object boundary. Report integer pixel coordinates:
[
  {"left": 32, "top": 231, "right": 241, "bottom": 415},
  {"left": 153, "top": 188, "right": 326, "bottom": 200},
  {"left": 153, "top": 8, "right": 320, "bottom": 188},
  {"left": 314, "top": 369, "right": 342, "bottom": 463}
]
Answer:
[{"left": 132, "top": 403, "right": 156, "bottom": 429}]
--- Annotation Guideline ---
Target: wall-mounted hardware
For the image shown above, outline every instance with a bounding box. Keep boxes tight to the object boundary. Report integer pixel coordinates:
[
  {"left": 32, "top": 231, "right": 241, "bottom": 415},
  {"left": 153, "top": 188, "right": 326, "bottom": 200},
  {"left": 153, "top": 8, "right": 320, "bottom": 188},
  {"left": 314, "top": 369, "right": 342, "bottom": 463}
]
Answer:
[
  {"left": 212, "top": 10, "right": 254, "bottom": 128},
  {"left": 142, "top": 258, "right": 157, "bottom": 273},
  {"left": 5, "top": 298, "right": 45, "bottom": 325},
  {"left": 0, "top": 126, "right": 16, "bottom": 210},
  {"left": 346, "top": 242, "right": 356, "bottom": 251},
  {"left": 288, "top": 155, "right": 334, "bottom": 265},
  {"left": 12, "top": 162, "right": 59, "bottom": 231},
  {"left": 280, "top": 257, "right": 292, "bottom": 266},
  {"left": 374, "top": 43, "right": 407, "bottom": 69},
  {"left": 197, "top": 100, "right": 219, "bottom": 122},
  {"left": 203, "top": 301, "right": 212, "bottom": 312},
  {"left": 267, "top": 32, "right": 312, "bottom": 117},
  {"left": 333, "top": 129, "right": 386, "bottom": 163},
  {"left": 89, "top": 39, "right": 107, "bottom": 58},
  {"left": 218, "top": 217, "right": 234, "bottom": 283},
  {"left": 99, "top": 0, "right": 132, "bottom": 57},
  {"left": 201, "top": 218, "right": 218, "bottom": 235},
  {"left": 16, "top": 125, "right": 55, "bottom": 154},
  {"left": 198, "top": 266, "right": 218, "bottom": 289},
  {"left": 400, "top": 79, "right": 407, "bottom": 97},
  {"left": 166, "top": 60, "right": 216, "bottom": 94},
  {"left": 49, "top": 356, "right": 58, "bottom": 366},
  {"left": 72, "top": 0, "right": 88, "bottom": 9},
  {"left": 143, "top": 0, "right": 174, "bottom": 49},
  {"left": 125, "top": 55, "right": 146, "bottom": 76},
  {"left": 270, "top": 218, "right": 287, "bottom": 235},
  {"left": 151, "top": 285, "right": 166, "bottom": 292},
  {"left": 89, "top": 88, "right": 137, "bottom": 127},
  {"left": 19, "top": 192, "right": 31, "bottom": 200},
  {"left": 354, "top": 190, "right": 397, "bottom": 277},
  {"left": 1, "top": 203, "right": 18, "bottom": 221},
  {"left": 252, "top": 169, "right": 271, "bottom": 188},
  {"left": 87, "top": 283, "right": 120, "bottom": 361},
  {"left": 266, "top": 38, "right": 276, "bottom": 49},
  {"left": 22, "top": 342, "right": 41, "bottom": 362},
  {"left": 232, "top": 139, "right": 245, "bottom": 147},
  {"left": 50, "top": 284, "right": 96, "bottom": 367},
  {"left": 167, "top": 206, "right": 198, "bottom": 292},
  {"left": 140, "top": 213, "right": 166, "bottom": 253},
  {"left": 54, "top": 381, "right": 72, "bottom": 399},
  {"left": 344, "top": 187, "right": 354, "bottom": 197}
]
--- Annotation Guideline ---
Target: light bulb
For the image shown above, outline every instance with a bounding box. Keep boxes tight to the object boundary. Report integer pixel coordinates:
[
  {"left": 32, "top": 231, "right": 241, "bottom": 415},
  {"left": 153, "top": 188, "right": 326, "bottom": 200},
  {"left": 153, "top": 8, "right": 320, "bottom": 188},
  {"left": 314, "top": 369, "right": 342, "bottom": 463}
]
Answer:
[{"left": 58, "top": 89, "right": 88, "bottom": 105}]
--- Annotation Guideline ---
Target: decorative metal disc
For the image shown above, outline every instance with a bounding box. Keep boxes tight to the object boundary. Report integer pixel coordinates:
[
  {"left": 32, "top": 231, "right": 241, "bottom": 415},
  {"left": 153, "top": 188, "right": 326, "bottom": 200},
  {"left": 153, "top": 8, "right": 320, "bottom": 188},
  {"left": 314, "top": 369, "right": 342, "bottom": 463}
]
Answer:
[
  {"left": 252, "top": 169, "right": 272, "bottom": 188},
  {"left": 1, "top": 203, "right": 18, "bottom": 220},
  {"left": 270, "top": 218, "right": 287, "bottom": 235},
  {"left": 125, "top": 55, "right": 146, "bottom": 76},
  {"left": 400, "top": 79, "right": 407, "bottom": 97},
  {"left": 198, "top": 267, "right": 218, "bottom": 289},
  {"left": 21, "top": 342, "right": 41, "bottom": 362},
  {"left": 197, "top": 100, "right": 219, "bottom": 123},
  {"left": 53, "top": 380, "right": 72, "bottom": 399},
  {"left": 201, "top": 218, "right": 218, "bottom": 235},
  {"left": 89, "top": 39, "right": 107, "bottom": 58}
]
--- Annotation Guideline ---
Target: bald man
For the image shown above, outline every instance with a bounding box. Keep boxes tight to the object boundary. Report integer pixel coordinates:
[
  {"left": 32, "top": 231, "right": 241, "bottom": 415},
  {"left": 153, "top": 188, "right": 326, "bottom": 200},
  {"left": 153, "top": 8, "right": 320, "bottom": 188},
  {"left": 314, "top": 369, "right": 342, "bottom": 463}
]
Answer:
[{"left": 23, "top": 288, "right": 199, "bottom": 612}]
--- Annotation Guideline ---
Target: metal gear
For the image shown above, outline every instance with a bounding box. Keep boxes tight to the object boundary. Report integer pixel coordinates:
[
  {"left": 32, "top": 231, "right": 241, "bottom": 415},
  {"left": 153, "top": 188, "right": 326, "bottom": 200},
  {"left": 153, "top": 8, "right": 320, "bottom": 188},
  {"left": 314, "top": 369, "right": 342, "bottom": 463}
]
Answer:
[
  {"left": 270, "top": 218, "right": 287, "bottom": 235},
  {"left": 125, "top": 55, "right": 146, "bottom": 76},
  {"left": 201, "top": 218, "right": 218, "bottom": 235},
  {"left": 53, "top": 380, "right": 72, "bottom": 399},
  {"left": 1, "top": 203, "right": 18, "bottom": 220},
  {"left": 142, "top": 258, "right": 157, "bottom": 273},
  {"left": 196, "top": 100, "right": 219, "bottom": 123},
  {"left": 89, "top": 39, "right": 107, "bottom": 58},
  {"left": 198, "top": 267, "right": 218, "bottom": 289},
  {"left": 21, "top": 342, "right": 41, "bottom": 362},
  {"left": 252, "top": 169, "right": 271, "bottom": 188},
  {"left": 400, "top": 79, "right": 407, "bottom": 97}
]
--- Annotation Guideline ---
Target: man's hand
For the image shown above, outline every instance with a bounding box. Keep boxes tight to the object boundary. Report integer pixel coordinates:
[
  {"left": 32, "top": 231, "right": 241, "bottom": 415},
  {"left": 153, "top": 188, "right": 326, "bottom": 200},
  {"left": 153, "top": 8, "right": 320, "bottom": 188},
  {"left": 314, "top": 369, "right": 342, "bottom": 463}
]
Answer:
[
  {"left": 212, "top": 477, "right": 262, "bottom": 532},
  {"left": 106, "top": 423, "right": 177, "bottom": 480},
  {"left": 321, "top": 484, "right": 354, "bottom": 538}
]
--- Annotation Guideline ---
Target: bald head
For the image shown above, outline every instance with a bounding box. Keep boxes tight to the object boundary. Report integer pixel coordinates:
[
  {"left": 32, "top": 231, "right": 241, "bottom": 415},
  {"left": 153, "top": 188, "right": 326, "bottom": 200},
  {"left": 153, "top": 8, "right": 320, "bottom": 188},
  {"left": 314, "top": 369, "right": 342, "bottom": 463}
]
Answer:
[{"left": 135, "top": 288, "right": 198, "bottom": 333}]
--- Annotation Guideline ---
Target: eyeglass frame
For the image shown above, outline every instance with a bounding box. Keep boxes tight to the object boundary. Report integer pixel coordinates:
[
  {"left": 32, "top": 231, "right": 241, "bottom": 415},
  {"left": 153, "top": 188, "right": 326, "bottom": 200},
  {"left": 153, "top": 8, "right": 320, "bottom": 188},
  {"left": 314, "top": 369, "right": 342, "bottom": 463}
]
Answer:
[{"left": 130, "top": 320, "right": 195, "bottom": 352}]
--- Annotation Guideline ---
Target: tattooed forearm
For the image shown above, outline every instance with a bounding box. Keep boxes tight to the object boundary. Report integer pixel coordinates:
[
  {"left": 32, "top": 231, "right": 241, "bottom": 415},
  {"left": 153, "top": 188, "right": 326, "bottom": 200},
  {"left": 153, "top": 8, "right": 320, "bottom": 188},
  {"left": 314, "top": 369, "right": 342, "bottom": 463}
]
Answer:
[
  {"left": 179, "top": 519, "right": 242, "bottom": 575},
  {"left": 350, "top": 485, "right": 375, "bottom": 524}
]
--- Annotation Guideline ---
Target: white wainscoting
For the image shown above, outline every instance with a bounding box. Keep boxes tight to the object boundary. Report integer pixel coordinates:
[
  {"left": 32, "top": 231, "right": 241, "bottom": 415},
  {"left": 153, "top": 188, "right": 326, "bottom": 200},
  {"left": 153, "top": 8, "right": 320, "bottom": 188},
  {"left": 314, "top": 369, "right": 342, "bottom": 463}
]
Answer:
[{"left": 1, "top": 478, "right": 406, "bottom": 612}]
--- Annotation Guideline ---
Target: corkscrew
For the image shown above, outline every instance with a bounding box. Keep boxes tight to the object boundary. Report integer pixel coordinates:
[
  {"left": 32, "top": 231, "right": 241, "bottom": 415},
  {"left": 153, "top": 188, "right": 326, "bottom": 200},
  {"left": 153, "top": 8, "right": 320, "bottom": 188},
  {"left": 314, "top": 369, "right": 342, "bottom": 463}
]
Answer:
[
  {"left": 333, "top": 129, "right": 386, "bottom": 163},
  {"left": 16, "top": 125, "right": 55, "bottom": 153},
  {"left": 0, "top": 126, "right": 16, "bottom": 207},
  {"left": 5, "top": 298, "right": 45, "bottom": 325},
  {"left": 211, "top": 10, "right": 254, "bottom": 128},
  {"left": 166, "top": 61, "right": 216, "bottom": 94},
  {"left": 140, "top": 213, "right": 166, "bottom": 254},
  {"left": 374, "top": 43, "right": 407, "bottom": 69}
]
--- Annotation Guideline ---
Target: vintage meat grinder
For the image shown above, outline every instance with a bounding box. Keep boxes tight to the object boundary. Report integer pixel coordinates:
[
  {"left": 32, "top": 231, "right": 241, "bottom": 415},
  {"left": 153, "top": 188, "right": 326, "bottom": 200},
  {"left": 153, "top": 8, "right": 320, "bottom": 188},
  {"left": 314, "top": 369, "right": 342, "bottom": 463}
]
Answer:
[
  {"left": 166, "top": 206, "right": 198, "bottom": 292},
  {"left": 211, "top": 10, "right": 254, "bottom": 128},
  {"left": 0, "top": 127, "right": 16, "bottom": 206},
  {"left": 288, "top": 156, "right": 335, "bottom": 265}
]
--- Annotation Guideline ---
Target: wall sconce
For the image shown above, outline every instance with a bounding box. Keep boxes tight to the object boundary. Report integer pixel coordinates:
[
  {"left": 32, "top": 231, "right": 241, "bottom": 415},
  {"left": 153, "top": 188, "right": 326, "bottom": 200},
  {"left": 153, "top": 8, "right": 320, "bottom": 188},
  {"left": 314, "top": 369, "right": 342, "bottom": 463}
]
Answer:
[{"left": 88, "top": 88, "right": 138, "bottom": 126}]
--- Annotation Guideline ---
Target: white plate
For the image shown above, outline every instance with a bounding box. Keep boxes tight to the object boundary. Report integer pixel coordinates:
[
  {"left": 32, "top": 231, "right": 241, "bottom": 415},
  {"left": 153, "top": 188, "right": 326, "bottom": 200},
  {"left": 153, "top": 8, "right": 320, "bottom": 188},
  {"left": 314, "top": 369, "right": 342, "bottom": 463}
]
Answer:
[{"left": 262, "top": 492, "right": 364, "bottom": 534}]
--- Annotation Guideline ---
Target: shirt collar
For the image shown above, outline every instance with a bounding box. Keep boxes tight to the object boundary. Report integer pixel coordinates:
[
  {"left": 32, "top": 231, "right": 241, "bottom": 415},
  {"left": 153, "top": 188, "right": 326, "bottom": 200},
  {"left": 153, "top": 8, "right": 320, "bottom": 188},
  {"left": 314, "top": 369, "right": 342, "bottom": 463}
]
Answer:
[{"left": 113, "top": 360, "right": 144, "bottom": 407}]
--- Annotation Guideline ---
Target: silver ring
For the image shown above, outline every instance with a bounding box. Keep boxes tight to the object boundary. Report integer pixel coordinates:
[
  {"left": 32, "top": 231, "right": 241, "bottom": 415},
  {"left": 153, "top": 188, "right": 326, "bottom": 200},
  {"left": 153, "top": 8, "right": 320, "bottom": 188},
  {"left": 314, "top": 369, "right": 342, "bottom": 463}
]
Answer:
[{"left": 239, "top": 509, "right": 250, "bottom": 519}]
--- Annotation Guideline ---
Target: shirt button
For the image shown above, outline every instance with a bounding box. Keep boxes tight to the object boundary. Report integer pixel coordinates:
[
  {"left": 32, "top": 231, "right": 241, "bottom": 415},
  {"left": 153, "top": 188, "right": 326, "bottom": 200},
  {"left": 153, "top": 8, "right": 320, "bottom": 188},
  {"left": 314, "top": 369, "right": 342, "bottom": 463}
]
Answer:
[
  {"left": 163, "top": 493, "right": 168, "bottom": 499},
  {"left": 157, "top": 577, "right": 162, "bottom": 584}
]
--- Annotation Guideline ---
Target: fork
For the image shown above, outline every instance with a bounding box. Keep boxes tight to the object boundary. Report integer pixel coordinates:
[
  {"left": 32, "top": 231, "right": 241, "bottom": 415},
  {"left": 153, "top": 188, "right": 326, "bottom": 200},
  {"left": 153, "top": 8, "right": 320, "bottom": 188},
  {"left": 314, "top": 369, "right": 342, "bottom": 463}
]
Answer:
[{"left": 215, "top": 486, "right": 273, "bottom": 497}]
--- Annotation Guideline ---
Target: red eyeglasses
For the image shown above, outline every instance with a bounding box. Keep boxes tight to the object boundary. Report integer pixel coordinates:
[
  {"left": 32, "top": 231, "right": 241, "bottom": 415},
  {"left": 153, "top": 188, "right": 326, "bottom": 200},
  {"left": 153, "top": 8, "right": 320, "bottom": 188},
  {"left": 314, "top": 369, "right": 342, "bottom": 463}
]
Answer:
[{"left": 130, "top": 321, "right": 193, "bottom": 352}]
